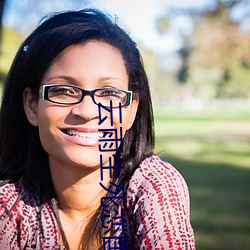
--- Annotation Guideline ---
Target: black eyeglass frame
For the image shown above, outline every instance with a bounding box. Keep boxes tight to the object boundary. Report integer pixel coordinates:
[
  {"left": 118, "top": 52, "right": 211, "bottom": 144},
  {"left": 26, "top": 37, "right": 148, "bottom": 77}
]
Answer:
[{"left": 39, "top": 84, "right": 133, "bottom": 107}]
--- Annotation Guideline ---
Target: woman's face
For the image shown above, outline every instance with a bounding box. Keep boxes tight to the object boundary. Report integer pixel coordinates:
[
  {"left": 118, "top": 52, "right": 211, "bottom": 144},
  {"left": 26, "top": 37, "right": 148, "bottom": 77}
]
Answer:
[{"left": 24, "top": 41, "right": 138, "bottom": 171}]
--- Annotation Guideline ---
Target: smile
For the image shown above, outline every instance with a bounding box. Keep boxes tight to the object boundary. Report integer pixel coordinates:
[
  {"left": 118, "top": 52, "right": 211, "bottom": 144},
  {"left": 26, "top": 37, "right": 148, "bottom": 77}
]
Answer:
[{"left": 63, "top": 130, "right": 104, "bottom": 139}]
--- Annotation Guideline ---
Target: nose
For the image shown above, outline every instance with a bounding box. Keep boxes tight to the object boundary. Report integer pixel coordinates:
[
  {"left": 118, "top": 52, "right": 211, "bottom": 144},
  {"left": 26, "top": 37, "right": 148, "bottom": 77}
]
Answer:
[{"left": 71, "top": 94, "right": 98, "bottom": 121}]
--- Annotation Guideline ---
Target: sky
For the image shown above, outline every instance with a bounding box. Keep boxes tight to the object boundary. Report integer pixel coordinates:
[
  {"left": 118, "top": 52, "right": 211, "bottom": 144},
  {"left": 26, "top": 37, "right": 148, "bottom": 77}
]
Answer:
[{"left": 2, "top": 0, "right": 214, "bottom": 53}]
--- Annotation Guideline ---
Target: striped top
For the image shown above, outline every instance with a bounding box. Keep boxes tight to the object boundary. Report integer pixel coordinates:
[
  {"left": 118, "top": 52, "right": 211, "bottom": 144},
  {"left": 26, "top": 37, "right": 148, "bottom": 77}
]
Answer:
[{"left": 0, "top": 155, "right": 196, "bottom": 249}]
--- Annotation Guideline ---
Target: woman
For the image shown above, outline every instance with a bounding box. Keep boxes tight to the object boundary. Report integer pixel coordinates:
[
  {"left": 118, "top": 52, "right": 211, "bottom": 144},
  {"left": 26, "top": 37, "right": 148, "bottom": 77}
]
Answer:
[{"left": 0, "top": 9, "right": 195, "bottom": 250}]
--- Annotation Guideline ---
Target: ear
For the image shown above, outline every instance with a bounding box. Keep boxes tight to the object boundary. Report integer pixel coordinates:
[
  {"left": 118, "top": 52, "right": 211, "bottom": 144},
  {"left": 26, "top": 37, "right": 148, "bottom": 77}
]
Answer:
[
  {"left": 23, "top": 87, "right": 39, "bottom": 127},
  {"left": 126, "top": 94, "right": 139, "bottom": 130}
]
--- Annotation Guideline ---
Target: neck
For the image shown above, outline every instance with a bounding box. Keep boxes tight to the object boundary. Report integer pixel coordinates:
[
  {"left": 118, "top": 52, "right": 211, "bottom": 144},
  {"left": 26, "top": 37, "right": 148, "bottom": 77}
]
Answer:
[
  {"left": 49, "top": 159, "right": 110, "bottom": 219},
  {"left": 49, "top": 158, "right": 111, "bottom": 249}
]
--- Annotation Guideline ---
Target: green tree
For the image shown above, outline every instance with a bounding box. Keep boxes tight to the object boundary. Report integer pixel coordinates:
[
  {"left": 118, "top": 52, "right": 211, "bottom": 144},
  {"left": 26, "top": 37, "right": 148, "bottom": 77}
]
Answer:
[
  {"left": 157, "top": 0, "right": 250, "bottom": 98},
  {"left": 189, "top": 0, "right": 250, "bottom": 98}
]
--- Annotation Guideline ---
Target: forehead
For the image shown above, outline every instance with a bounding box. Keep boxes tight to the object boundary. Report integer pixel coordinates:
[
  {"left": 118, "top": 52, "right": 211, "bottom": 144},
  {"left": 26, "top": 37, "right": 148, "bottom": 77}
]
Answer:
[{"left": 42, "top": 41, "right": 128, "bottom": 85}]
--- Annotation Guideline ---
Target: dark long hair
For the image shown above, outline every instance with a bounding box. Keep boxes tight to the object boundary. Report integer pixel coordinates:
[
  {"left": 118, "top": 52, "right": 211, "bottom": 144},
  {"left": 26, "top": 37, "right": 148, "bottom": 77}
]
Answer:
[{"left": 0, "top": 9, "right": 154, "bottom": 249}]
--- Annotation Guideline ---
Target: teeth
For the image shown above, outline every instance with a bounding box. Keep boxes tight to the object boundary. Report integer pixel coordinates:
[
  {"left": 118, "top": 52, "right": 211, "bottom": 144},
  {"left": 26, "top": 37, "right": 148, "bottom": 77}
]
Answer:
[{"left": 66, "top": 130, "right": 104, "bottom": 138}]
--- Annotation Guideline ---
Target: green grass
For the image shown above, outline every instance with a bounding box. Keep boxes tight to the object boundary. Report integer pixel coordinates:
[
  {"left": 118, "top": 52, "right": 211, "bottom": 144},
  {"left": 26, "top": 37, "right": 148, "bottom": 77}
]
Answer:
[{"left": 154, "top": 105, "right": 250, "bottom": 250}]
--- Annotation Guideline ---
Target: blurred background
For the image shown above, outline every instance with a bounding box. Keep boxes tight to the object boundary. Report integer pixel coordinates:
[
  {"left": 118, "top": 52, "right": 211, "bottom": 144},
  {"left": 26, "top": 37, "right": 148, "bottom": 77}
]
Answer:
[{"left": 0, "top": 0, "right": 250, "bottom": 249}]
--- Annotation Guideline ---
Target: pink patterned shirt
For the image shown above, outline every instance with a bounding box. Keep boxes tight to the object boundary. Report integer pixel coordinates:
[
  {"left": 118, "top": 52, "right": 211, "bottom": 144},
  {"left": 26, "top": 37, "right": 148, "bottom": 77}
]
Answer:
[{"left": 0, "top": 155, "right": 195, "bottom": 249}]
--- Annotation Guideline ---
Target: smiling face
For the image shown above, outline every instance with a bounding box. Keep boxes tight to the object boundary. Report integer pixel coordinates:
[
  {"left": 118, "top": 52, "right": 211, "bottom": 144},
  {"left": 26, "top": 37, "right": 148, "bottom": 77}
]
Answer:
[{"left": 23, "top": 41, "right": 138, "bottom": 172}]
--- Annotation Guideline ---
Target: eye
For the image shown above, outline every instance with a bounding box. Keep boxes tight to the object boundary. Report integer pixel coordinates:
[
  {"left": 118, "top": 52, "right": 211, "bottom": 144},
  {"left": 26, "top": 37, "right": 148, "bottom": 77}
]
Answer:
[
  {"left": 97, "top": 88, "right": 123, "bottom": 98},
  {"left": 49, "top": 85, "right": 78, "bottom": 96}
]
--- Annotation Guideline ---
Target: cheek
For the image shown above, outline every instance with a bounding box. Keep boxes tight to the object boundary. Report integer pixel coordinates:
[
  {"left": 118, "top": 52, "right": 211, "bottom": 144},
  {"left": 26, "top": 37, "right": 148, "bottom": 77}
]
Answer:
[
  {"left": 38, "top": 114, "right": 55, "bottom": 152},
  {"left": 37, "top": 106, "right": 62, "bottom": 149}
]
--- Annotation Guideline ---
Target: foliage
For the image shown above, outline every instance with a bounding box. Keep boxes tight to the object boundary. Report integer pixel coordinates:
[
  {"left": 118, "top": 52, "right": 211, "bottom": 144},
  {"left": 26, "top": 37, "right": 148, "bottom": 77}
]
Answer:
[
  {"left": 187, "top": 1, "right": 250, "bottom": 98},
  {"left": 0, "top": 26, "right": 23, "bottom": 86},
  {"left": 155, "top": 15, "right": 169, "bottom": 35},
  {"left": 139, "top": 45, "right": 175, "bottom": 105},
  {"left": 157, "top": 0, "right": 250, "bottom": 99}
]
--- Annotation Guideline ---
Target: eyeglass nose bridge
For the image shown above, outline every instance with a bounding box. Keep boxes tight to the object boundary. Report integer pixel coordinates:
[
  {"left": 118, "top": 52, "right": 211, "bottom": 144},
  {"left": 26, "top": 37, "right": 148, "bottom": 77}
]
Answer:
[{"left": 78, "top": 88, "right": 97, "bottom": 105}]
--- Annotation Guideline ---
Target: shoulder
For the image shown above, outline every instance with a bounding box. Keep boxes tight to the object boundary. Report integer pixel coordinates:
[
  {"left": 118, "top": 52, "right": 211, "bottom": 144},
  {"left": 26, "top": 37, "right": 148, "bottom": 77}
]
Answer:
[
  {"left": 128, "top": 155, "right": 189, "bottom": 198},
  {"left": 139, "top": 154, "right": 183, "bottom": 178},
  {"left": 0, "top": 181, "right": 21, "bottom": 212},
  {"left": 126, "top": 154, "right": 191, "bottom": 215},
  {"left": 0, "top": 181, "right": 39, "bottom": 210},
  {"left": 0, "top": 181, "right": 60, "bottom": 248},
  {"left": 125, "top": 155, "right": 195, "bottom": 249},
  {"left": 0, "top": 181, "right": 39, "bottom": 222}
]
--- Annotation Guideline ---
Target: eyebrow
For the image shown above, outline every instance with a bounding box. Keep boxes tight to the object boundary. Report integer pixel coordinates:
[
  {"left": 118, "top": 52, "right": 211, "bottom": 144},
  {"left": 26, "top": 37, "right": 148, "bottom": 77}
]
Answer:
[
  {"left": 98, "top": 77, "right": 128, "bottom": 89},
  {"left": 99, "top": 76, "right": 126, "bottom": 83},
  {"left": 45, "top": 75, "right": 79, "bottom": 84},
  {"left": 46, "top": 76, "right": 126, "bottom": 84}
]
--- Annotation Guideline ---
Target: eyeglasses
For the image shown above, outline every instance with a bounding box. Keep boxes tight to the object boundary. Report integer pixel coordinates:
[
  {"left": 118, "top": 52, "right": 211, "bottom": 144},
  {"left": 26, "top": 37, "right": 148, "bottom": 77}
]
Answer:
[{"left": 39, "top": 84, "right": 133, "bottom": 107}]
